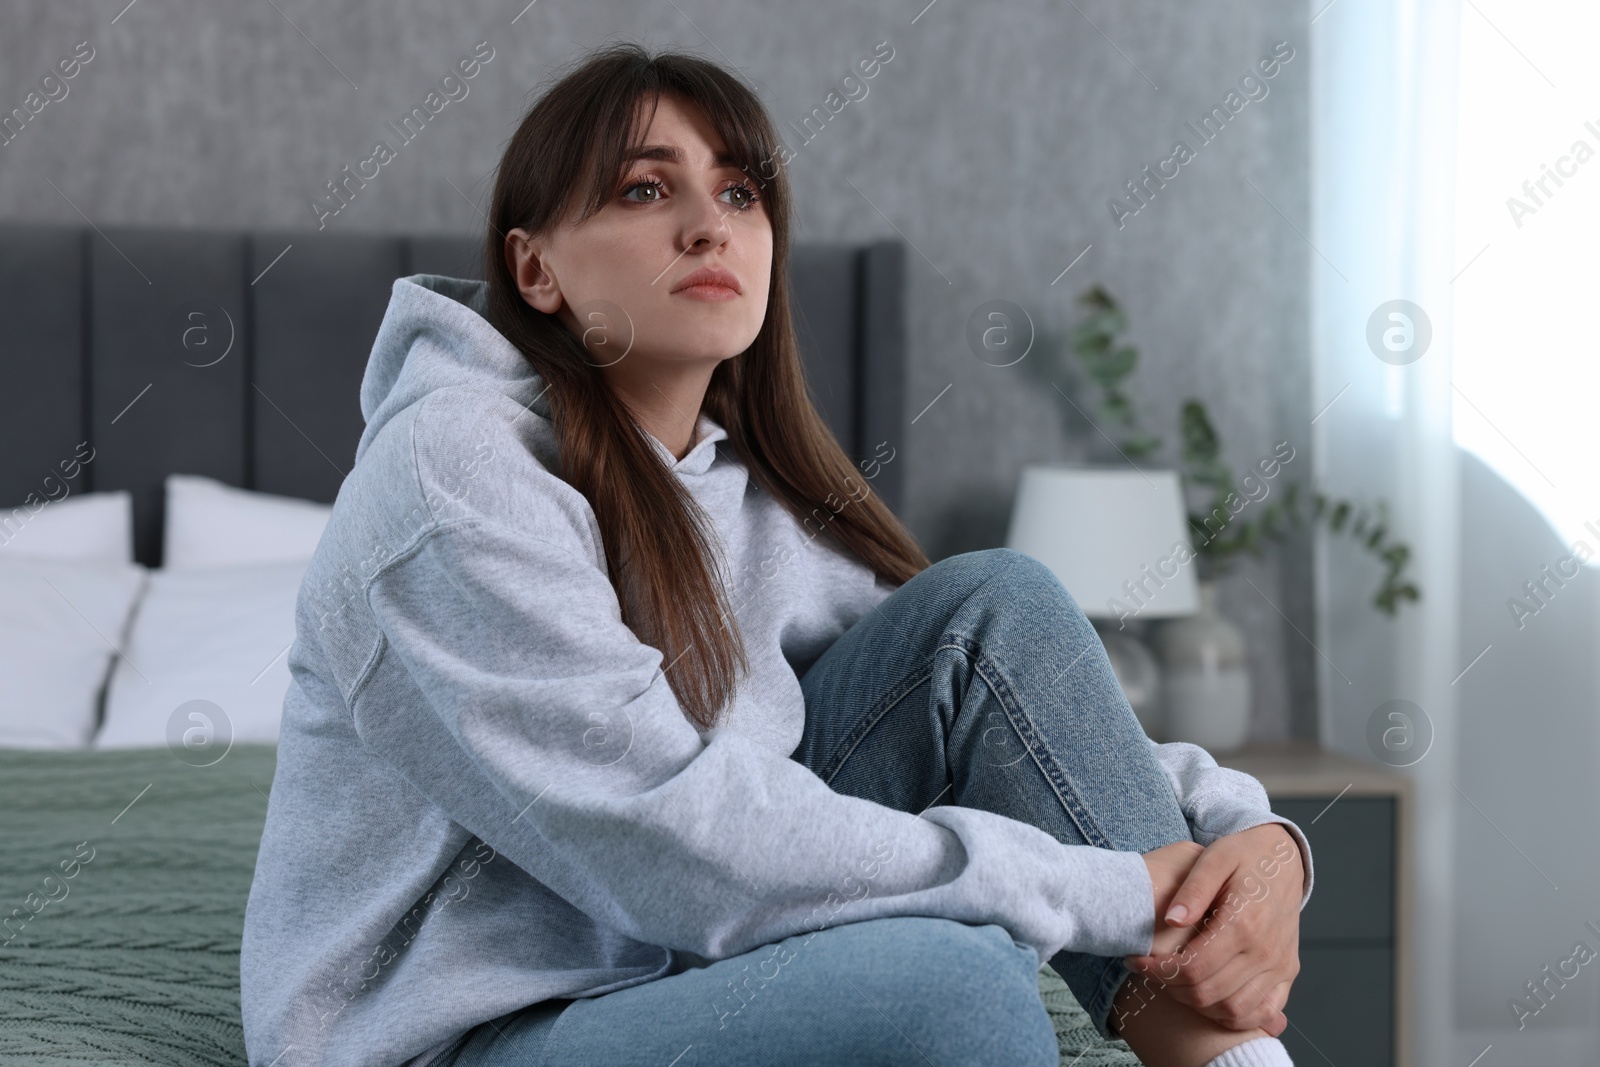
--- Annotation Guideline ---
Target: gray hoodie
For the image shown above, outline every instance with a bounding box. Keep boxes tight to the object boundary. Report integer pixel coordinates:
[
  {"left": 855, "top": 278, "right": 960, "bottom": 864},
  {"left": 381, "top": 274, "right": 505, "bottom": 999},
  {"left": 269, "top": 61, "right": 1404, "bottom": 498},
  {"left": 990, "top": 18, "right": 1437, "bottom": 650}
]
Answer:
[{"left": 239, "top": 274, "right": 1313, "bottom": 1067}]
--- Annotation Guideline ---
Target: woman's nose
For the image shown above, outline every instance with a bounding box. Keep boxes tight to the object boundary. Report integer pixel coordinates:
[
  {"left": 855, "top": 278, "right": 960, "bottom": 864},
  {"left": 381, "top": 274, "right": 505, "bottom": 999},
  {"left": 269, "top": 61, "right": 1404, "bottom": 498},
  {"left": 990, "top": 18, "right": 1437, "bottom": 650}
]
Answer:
[{"left": 680, "top": 193, "right": 732, "bottom": 251}]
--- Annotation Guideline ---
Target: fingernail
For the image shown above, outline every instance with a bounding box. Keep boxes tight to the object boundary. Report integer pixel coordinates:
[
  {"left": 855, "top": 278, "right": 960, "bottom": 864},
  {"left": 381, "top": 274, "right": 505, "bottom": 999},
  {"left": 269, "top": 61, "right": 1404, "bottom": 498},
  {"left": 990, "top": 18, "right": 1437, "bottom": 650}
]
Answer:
[{"left": 1165, "top": 904, "right": 1188, "bottom": 924}]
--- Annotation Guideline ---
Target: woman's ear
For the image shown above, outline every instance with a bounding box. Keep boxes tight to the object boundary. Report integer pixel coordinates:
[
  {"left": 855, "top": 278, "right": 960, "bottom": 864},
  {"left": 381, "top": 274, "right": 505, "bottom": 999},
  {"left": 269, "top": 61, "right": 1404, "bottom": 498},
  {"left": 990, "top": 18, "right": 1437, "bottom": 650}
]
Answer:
[{"left": 504, "top": 228, "right": 563, "bottom": 314}]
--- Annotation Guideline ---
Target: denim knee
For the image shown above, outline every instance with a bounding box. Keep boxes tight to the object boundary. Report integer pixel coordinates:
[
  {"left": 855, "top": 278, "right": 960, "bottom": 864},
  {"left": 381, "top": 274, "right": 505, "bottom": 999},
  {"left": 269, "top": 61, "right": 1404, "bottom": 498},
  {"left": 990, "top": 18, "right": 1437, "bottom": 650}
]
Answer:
[
  {"left": 934, "top": 548, "right": 1087, "bottom": 621},
  {"left": 960, "top": 547, "right": 1065, "bottom": 590},
  {"left": 925, "top": 547, "right": 1061, "bottom": 597},
  {"left": 838, "top": 916, "right": 1059, "bottom": 1066}
]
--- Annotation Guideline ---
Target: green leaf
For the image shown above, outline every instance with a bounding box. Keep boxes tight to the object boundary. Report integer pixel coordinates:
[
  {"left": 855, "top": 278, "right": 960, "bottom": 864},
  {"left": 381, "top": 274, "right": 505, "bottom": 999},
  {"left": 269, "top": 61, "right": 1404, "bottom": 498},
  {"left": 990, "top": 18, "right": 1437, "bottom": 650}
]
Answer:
[
  {"left": 1123, "top": 433, "right": 1161, "bottom": 458},
  {"left": 1104, "top": 345, "right": 1137, "bottom": 379},
  {"left": 1067, "top": 320, "right": 1105, "bottom": 348}
]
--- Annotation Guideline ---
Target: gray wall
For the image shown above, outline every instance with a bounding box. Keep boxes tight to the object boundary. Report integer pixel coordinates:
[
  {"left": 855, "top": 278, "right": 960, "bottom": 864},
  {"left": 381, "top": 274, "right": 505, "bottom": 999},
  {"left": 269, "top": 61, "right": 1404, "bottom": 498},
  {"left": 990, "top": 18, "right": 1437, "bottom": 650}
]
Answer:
[{"left": 0, "top": 0, "right": 1317, "bottom": 740}]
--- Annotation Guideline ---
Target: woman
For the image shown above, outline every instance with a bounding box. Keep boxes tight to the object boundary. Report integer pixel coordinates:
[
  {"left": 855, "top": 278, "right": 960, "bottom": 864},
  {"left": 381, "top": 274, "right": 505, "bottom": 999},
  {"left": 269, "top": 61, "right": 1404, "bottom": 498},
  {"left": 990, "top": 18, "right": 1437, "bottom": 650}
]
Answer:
[{"left": 241, "top": 42, "right": 1312, "bottom": 1067}]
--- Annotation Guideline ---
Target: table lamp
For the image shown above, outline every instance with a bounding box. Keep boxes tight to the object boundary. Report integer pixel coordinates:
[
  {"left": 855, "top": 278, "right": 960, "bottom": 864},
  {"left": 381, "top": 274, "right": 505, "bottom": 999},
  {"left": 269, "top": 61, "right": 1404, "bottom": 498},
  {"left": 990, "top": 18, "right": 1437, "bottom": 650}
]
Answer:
[{"left": 1005, "top": 465, "right": 1199, "bottom": 737}]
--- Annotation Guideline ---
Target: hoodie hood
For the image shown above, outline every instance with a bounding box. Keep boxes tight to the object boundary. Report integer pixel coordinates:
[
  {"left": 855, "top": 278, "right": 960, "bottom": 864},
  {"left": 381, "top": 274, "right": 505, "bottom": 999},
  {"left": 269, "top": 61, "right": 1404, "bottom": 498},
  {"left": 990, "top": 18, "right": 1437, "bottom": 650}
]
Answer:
[
  {"left": 356, "top": 274, "right": 543, "bottom": 465},
  {"left": 354, "top": 274, "right": 727, "bottom": 474}
]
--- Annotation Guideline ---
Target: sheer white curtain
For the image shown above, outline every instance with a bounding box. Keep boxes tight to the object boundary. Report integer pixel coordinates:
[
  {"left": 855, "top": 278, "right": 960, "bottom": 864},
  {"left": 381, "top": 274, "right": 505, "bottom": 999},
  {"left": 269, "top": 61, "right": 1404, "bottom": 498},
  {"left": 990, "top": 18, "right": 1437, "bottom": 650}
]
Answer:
[{"left": 1310, "top": 2, "right": 1461, "bottom": 1063}]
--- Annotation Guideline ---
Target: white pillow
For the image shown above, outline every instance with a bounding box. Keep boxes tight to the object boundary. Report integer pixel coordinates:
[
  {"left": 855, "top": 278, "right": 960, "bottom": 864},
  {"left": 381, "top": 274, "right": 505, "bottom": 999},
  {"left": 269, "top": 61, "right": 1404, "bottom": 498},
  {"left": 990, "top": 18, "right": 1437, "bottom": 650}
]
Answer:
[
  {"left": 0, "top": 555, "right": 147, "bottom": 748},
  {"left": 164, "top": 474, "right": 332, "bottom": 569},
  {"left": 0, "top": 490, "right": 133, "bottom": 564},
  {"left": 95, "top": 559, "right": 308, "bottom": 750}
]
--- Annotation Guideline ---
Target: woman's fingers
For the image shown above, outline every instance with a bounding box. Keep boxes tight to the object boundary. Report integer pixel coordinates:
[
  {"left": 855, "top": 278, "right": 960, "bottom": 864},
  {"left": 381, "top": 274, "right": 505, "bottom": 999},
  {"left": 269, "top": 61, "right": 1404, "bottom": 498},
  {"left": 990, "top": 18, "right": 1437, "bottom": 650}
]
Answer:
[
  {"left": 1135, "top": 894, "right": 1251, "bottom": 988},
  {"left": 1159, "top": 954, "right": 1288, "bottom": 1032},
  {"left": 1169, "top": 941, "right": 1270, "bottom": 1008},
  {"left": 1189, "top": 947, "right": 1297, "bottom": 1030},
  {"left": 1142, "top": 911, "right": 1203, "bottom": 959},
  {"left": 1163, "top": 843, "right": 1237, "bottom": 928},
  {"left": 1207, "top": 976, "right": 1291, "bottom": 1034}
]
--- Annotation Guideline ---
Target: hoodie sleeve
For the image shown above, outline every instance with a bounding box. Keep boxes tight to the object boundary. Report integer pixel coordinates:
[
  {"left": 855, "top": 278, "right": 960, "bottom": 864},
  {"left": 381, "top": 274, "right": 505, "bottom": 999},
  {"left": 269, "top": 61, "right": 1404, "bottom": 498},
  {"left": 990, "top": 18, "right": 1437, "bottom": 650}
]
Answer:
[{"left": 355, "top": 516, "right": 1161, "bottom": 963}]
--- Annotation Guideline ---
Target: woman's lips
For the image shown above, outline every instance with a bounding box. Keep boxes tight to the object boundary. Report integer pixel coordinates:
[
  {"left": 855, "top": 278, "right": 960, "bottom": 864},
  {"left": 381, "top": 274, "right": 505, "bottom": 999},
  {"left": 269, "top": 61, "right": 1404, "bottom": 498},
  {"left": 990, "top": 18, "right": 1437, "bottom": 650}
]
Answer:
[
  {"left": 674, "top": 283, "right": 740, "bottom": 301},
  {"left": 671, "top": 265, "right": 742, "bottom": 298}
]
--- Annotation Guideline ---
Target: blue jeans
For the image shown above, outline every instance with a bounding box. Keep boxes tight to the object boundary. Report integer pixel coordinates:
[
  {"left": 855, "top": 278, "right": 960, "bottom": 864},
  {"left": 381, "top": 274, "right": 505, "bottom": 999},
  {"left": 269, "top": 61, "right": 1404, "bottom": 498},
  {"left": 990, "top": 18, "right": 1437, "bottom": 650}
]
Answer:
[{"left": 439, "top": 548, "right": 1192, "bottom": 1066}]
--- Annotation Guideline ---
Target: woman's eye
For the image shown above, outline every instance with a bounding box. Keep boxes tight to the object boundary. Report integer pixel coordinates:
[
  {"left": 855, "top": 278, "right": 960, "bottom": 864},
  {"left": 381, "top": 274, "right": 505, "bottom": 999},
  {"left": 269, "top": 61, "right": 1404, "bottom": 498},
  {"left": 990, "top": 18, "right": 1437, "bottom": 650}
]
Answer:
[
  {"left": 621, "top": 177, "right": 665, "bottom": 203},
  {"left": 720, "top": 182, "right": 761, "bottom": 212}
]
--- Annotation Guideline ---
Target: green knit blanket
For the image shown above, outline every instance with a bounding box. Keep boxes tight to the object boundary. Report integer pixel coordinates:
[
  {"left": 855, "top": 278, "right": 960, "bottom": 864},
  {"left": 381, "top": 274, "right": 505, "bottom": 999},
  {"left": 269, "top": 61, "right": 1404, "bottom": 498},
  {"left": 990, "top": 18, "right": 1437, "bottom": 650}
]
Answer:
[{"left": 0, "top": 745, "right": 1141, "bottom": 1066}]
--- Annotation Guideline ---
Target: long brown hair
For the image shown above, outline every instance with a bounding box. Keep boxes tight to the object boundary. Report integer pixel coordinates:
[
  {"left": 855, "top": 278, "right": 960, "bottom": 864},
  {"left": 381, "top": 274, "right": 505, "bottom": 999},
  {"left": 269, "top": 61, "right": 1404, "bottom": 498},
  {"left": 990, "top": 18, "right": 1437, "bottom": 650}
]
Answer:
[{"left": 484, "top": 42, "right": 929, "bottom": 730}]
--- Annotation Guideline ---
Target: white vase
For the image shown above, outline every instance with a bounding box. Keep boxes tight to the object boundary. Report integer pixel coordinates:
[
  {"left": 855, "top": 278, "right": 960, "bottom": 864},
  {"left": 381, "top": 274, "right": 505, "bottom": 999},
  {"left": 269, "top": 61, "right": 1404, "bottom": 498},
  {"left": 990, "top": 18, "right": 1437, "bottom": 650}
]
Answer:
[{"left": 1154, "top": 581, "right": 1252, "bottom": 752}]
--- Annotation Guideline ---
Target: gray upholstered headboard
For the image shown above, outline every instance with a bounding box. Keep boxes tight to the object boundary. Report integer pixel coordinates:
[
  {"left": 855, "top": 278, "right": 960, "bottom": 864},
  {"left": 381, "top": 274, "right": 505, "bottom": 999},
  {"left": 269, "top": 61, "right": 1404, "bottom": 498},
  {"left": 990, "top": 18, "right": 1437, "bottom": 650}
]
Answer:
[{"left": 0, "top": 227, "right": 906, "bottom": 566}]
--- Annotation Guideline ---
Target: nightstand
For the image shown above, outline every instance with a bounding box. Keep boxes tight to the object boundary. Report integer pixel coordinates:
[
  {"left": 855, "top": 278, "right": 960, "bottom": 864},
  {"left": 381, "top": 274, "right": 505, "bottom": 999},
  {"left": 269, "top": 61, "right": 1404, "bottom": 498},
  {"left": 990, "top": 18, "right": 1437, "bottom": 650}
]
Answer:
[{"left": 1217, "top": 741, "right": 1412, "bottom": 1067}]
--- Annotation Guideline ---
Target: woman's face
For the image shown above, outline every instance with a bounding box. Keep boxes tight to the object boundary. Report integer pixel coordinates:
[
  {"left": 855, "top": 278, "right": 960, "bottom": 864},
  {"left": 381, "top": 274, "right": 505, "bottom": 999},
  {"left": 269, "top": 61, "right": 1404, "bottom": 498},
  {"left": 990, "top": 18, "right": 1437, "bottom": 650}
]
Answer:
[{"left": 505, "top": 92, "right": 773, "bottom": 373}]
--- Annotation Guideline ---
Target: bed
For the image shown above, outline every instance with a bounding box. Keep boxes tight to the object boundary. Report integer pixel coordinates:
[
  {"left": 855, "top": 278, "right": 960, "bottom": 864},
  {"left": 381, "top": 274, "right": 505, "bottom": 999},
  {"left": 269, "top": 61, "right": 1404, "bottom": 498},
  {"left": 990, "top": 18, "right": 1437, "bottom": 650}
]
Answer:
[{"left": 0, "top": 223, "right": 1143, "bottom": 1066}]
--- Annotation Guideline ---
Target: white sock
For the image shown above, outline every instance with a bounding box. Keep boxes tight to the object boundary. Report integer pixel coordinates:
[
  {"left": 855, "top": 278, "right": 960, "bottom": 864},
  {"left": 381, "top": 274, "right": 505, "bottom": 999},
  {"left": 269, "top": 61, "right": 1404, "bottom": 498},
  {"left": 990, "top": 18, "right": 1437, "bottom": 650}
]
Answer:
[{"left": 1204, "top": 1036, "right": 1294, "bottom": 1067}]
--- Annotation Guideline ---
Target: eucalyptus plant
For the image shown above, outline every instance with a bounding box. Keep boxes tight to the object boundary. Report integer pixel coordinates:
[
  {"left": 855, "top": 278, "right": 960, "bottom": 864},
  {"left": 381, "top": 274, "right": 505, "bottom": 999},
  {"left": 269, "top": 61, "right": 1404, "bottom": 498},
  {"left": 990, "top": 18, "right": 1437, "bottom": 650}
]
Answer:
[
  {"left": 1041, "top": 284, "right": 1419, "bottom": 616},
  {"left": 1178, "top": 399, "right": 1419, "bottom": 613},
  {"left": 1063, "top": 286, "right": 1161, "bottom": 461}
]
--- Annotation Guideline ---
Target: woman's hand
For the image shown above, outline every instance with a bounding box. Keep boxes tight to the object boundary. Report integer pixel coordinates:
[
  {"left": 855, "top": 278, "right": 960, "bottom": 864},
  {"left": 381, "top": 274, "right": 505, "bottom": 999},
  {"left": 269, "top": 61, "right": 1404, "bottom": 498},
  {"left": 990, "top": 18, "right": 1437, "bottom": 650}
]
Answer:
[{"left": 1126, "top": 824, "right": 1305, "bottom": 1035}]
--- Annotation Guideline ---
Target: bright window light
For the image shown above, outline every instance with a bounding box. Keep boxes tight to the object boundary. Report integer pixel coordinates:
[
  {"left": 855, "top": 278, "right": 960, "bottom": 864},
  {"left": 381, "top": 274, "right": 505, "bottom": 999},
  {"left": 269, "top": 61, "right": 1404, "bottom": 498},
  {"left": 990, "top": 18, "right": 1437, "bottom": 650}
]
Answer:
[{"left": 1453, "top": 0, "right": 1600, "bottom": 550}]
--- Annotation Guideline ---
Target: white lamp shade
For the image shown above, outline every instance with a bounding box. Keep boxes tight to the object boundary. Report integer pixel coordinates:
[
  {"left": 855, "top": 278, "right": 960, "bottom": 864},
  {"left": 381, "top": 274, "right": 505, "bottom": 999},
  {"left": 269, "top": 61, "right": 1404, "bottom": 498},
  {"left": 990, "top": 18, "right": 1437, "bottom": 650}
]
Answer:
[{"left": 1005, "top": 465, "right": 1200, "bottom": 620}]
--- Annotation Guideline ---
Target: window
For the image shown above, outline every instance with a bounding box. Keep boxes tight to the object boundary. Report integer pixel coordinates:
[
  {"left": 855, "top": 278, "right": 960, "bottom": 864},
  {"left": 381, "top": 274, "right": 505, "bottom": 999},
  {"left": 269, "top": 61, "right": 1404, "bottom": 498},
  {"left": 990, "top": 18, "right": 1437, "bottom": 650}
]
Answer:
[{"left": 1453, "top": 0, "right": 1599, "bottom": 548}]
